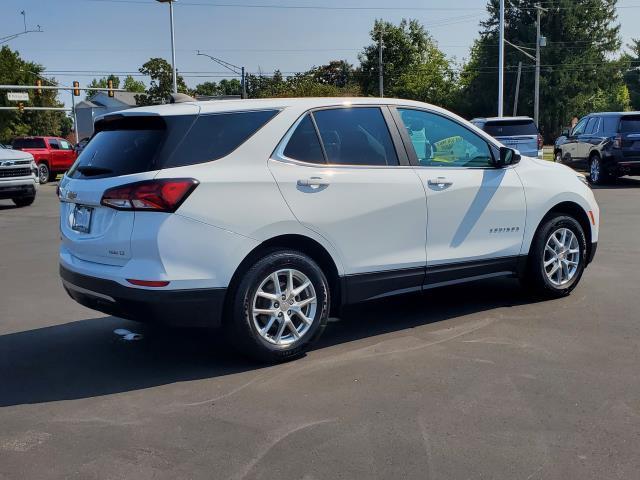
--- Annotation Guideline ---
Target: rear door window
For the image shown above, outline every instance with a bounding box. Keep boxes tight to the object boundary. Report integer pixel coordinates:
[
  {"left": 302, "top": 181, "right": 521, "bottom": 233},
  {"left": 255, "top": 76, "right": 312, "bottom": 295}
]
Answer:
[
  {"left": 68, "top": 110, "right": 279, "bottom": 179},
  {"left": 283, "top": 114, "right": 325, "bottom": 164},
  {"left": 48, "top": 139, "right": 60, "bottom": 150},
  {"left": 620, "top": 115, "right": 640, "bottom": 133},
  {"left": 312, "top": 107, "right": 399, "bottom": 166},
  {"left": 585, "top": 117, "right": 598, "bottom": 135},
  {"left": 483, "top": 120, "right": 538, "bottom": 136},
  {"left": 12, "top": 138, "right": 46, "bottom": 149}
]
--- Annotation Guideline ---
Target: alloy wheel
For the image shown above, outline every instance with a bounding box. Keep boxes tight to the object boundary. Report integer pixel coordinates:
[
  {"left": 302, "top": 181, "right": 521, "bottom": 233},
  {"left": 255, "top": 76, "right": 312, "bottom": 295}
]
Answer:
[
  {"left": 543, "top": 228, "right": 580, "bottom": 286},
  {"left": 590, "top": 157, "right": 600, "bottom": 183},
  {"left": 251, "top": 268, "right": 317, "bottom": 346},
  {"left": 38, "top": 164, "right": 49, "bottom": 184}
]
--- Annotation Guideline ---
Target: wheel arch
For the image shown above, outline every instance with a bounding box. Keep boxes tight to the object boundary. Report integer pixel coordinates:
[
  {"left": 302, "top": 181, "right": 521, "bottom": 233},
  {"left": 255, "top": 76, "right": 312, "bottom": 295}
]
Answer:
[
  {"left": 226, "top": 233, "right": 343, "bottom": 317},
  {"left": 531, "top": 201, "right": 593, "bottom": 261}
]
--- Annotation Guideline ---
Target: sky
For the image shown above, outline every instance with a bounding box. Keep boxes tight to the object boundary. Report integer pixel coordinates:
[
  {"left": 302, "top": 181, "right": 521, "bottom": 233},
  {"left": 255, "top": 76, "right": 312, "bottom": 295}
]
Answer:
[{"left": 2, "top": 0, "right": 640, "bottom": 108}]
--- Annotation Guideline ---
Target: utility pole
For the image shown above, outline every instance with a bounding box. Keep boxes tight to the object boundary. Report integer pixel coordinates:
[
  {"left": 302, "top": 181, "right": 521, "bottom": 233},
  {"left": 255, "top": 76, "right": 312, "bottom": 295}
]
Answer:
[
  {"left": 378, "top": 30, "right": 384, "bottom": 98},
  {"left": 196, "top": 51, "right": 246, "bottom": 99},
  {"left": 513, "top": 61, "right": 522, "bottom": 116},
  {"left": 498, "top": 0, "right": 505, "bottom": 116},
  {"left": 534, "top": 3, "right": 548, "bottom": 127}
]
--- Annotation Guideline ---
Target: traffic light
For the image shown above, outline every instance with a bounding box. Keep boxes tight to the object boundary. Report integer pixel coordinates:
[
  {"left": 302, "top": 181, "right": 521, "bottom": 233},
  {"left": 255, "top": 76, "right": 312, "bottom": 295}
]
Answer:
[
  {"left": 36, "top": 79, "right": 42, "bottom": 95},
  {"left": 107, "top": 79, "right": 114, "bottom": 98},
  {"left": 73, "top": 81, "right": 80, "bottom": 96},
  {"left": 18, "top": 102, "right": 24, "bottom": 113}
]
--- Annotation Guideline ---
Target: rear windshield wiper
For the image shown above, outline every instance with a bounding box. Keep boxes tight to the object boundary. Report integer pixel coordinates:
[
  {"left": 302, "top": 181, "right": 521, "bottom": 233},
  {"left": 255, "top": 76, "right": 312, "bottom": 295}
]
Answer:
[{"left": 76, "top": 165, "right": 113, "bottom": 176}]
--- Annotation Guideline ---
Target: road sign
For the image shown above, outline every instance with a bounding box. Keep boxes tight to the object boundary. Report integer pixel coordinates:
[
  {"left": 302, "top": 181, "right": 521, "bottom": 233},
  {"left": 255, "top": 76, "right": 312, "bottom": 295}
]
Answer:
[{"left": 7, "top": 92, "right": 29, "bottom": 102}]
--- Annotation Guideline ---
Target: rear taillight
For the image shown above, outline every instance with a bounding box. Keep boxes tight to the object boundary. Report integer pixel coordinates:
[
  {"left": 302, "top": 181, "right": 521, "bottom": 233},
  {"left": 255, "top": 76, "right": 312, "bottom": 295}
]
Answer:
[
  {"left": 537, "top": 134, "right": 544, "bottom": 150},
  {"left": 613, "top": 134, "right": 622, "bottom": 149},
  {"left": 101, "top": 178, "right": 199, "bottom": 212}
]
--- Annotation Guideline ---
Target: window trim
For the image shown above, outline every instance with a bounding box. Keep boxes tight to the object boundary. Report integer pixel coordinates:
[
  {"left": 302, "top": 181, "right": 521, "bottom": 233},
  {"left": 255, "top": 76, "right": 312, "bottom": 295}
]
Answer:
[
  {"left": 390, "top": 106, "right": 500, "bottom": 170},
  {"left": 272, "top": 105, "right": 410, "bottom": 169}
]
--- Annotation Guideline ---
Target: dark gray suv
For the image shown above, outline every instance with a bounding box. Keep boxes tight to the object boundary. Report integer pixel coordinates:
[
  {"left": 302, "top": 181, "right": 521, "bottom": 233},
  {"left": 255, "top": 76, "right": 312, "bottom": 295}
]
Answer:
[{"left": 554, "top": 112, "right": 640, "bottom": 185}]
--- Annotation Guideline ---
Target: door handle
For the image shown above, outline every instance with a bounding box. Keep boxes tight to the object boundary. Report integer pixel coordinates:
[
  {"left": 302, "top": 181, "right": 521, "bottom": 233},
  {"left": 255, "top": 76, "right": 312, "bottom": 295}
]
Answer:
[
  {"left": 297, "top": 177, "right": 330, "bottom": 187},
  {"left": 427, "top": 177, "right": 453, "bottom": 187}
]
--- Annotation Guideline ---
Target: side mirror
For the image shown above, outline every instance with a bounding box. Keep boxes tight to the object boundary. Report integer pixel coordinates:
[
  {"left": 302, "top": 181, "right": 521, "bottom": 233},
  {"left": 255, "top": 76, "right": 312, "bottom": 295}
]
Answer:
[
  {"left": 561, "top": 128, "right": 569, "bottom": 136},
  {"left": 495, "top": 146, "right": 521, "bottom": 167}
]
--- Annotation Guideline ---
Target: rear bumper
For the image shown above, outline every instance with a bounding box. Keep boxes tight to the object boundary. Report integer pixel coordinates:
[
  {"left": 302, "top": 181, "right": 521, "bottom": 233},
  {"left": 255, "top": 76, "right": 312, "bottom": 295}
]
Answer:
[
  {"left": 601, "top": 151, "right": 640, "bottom": 175},
  {"left": 60, "top": 265, "right": 227, "bottom": 328},
  {"left": 0, "top": 179, "right": 36, "bottom": 200}
]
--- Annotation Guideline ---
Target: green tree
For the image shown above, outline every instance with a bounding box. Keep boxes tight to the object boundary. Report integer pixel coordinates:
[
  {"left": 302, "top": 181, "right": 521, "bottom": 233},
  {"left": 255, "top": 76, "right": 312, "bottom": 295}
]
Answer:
[
  {"left": 623, "top": 39, "right": 640, "bottom": 109},
  {"left": 0, "top": 46, "right": 68, "bottom": 143},
  {"left": 459, "top": 0, "right": 627, "bottom": 139},
  {"left": 137, "top": 58, "right": 188, "bottom": 105},
  {"left": 123, "top": 75, "right": 146, "bottom": 93},
  {"left": 309, "top": 60, "right": 355, "bottom": 88},
  {"left": 358, "top": 19, "right": 458, "bottom": 107}
]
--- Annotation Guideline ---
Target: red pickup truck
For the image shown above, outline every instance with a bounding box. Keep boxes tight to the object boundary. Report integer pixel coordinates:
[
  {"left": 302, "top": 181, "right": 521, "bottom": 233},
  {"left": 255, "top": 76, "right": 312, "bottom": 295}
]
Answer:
[{"left": 12, "top": 136, "right": 77, "bottom": 184}]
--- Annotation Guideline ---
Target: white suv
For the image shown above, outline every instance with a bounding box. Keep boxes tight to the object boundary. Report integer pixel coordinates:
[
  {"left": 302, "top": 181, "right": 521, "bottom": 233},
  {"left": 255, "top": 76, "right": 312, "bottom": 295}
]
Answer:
[{"left": 58, "top": 97, "right": 599, "bottom": 362}]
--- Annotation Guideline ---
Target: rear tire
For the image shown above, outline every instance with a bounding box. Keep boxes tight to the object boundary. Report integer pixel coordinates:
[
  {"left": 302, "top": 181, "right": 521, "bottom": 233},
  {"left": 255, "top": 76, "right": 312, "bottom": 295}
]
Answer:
[
  {"left": 523, "top": 214, "right": 587, "bottom": 298},
  {"left": 12, "top": 196, "right": 35, "bottom": 207},
  {"left": 38, "top": 163, "right": 50, "bottom": 184},
  {"left": 224, "top": 249, "right": 330, "bottom": 363}
]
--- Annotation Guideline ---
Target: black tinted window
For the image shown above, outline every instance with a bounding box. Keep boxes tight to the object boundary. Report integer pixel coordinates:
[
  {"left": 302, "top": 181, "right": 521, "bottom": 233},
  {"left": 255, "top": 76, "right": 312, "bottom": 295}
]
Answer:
[
  {"left": 283, "top": 114, "right": 325, "bottom": 164},
  {"left": 12, "top": 138, "right": 46, "bottom": 149},
  {"left": 483, "top": 120, "right": 538, "bottom": 136},
  {"left": 68, "top": 110, "right": 278, "bottom": 179},
  {"left": 620, "top": 115, "right": 640, "bottom": 133},
  {"left": 585, "top": 117, "right": 597, "bottom": 135},
  {"left": 603, "top": 116, "right": 620, "bottom": 134},
  {"left": 164, "top": 110, "right": 278, "bottom": 168},
  {"left": 312, "top": 108, "right": 398, "bottom": 166},
  {"left": 49, "top": 139, "right": 60, "bottom": 150}
]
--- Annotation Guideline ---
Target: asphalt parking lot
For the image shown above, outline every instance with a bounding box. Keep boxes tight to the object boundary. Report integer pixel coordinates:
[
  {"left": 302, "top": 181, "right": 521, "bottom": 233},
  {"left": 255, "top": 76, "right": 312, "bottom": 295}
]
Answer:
[{"left": 1, "top": 180, "right": 639, "bottom": 480}]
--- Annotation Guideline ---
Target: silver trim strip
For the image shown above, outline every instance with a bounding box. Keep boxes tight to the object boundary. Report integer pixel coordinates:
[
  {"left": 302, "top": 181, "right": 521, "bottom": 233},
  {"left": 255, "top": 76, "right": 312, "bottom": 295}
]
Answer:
[{"left": 62, "top": 279, "right": 116, "bottom": 303}]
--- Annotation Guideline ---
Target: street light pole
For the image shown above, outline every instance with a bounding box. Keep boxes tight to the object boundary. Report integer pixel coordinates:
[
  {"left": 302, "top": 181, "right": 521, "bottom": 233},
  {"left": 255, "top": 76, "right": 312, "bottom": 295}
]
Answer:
[
  {"left": 498, "top": 0, "right": 505, "bottom": 116},
  {"left": 156, "top": 0, "right": 178, "bottom": 94}
]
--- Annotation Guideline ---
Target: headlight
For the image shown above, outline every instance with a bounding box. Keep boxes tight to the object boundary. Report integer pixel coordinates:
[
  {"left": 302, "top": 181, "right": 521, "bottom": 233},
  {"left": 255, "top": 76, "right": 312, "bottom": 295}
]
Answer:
[
  {"left": 30, "top": 161, "right": 38, "bottom": 175},
  {"left": 577, "top": 174, "right": 590, "bottom": 187}
]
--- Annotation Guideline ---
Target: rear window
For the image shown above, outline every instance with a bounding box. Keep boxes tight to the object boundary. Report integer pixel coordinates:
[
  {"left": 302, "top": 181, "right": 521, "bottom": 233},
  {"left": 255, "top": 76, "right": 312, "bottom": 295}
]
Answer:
[
  {"left": 67, "top": 110, "right": 279, "bottom": 179},
  {"left": 12, "top": 138, "right": 46, "bottom": 149},
  {"left": 482, "top": 120, "right": 538, "bottom": 136},
  {"left": 620, "top": 116, "right": 640, "bottom": 133}
]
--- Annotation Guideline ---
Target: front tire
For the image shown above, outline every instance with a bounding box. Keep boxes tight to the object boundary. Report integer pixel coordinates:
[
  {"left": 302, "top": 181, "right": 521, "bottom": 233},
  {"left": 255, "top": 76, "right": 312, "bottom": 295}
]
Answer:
[
  {"left": 225, "top": 249, "right": 330, "bottom": 363},
  {"left": 38, "top": 163, "right": 50, "bottom": 184},
  {"left": 523, "top": 214, "right": 587, "bottom": 298}
]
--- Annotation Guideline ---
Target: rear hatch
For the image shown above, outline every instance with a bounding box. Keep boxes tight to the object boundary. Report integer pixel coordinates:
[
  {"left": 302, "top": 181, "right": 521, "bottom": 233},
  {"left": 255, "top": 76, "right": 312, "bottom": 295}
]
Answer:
[
  {"left": 59, "top": 109, "right": 200, "bottom": 266},
  {"left": 482, "top": 119, "right": 540, "bottom": 156},
  {"left": 619, "top": 115, "right": 640, "bottom": 161}
]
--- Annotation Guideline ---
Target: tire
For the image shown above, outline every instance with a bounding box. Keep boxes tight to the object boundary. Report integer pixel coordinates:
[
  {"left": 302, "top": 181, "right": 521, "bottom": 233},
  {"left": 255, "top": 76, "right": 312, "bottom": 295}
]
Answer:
[
  {"left": 523, "top": 214, "right": 587, "bottom": 298},
  {"left": 588, "top": 155, "right": 609, "bottom": 185},
  {"left": 38, "top": 163, "right": 50, "bottom": 184},
  {"left": 224, "top": 249, "right": 330, "bottom": 363},
  {"left": 12, "top": 196, "right": 35, "bottom": 207},
  {"left": 554, "top": 151, "right": 562, "bottom": 163}
]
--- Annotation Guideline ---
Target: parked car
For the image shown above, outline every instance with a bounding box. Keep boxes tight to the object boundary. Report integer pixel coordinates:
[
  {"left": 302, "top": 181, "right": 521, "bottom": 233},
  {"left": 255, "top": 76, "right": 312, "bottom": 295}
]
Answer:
[
  {"left": 58, "top": 97, "right": 599, "bottom": 362},
  {"left": 554, "top": 112, "right": 640, "bottom": 185},
  {"left": 471, "top": 116, "right": 543, "bottom": 159},
  {"left": 12, "top": 136, "right": 77, "bottom": 184},
  {"left": 0, "top": 147, "right": 38, "bottom": 207}
]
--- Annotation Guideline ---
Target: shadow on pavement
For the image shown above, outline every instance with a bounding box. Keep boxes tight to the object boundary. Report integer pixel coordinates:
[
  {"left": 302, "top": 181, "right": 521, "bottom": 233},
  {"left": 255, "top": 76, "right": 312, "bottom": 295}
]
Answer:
[
  {"left": 591, "top": 176, "right": 640, "bottom": 189},
  {"left": 0, "top": 277, "right": 540, "bottom": 407}
]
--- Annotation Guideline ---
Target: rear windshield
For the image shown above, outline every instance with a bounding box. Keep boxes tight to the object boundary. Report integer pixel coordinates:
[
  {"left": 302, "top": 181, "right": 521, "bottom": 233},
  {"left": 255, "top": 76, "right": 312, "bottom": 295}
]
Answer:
[
  {"left": 482, "top": 120, "right": 538, "bottom": 136},
  {"left": 67, "top": 109, "right": 279, "bottom": 179},
  {"left": 13, "top": 138, "right": 46, "bottom": 149},
  {"left": 620, "top": 116, "right": 640, "bottom": 133}
]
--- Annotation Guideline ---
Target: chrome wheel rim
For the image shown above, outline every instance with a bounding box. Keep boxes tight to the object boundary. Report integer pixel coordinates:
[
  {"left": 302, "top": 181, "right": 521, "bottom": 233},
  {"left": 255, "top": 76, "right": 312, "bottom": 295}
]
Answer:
[
  {"left": 251, "top": 268, "right": 317, "bottom": 346},
  {"left": 590, "top": 158, "right": 600, "bottom": 183},
  {"left": 544, "top": 228, "right": 580, "bottom": 287},
  {"left": 38, "top": 164, "right": 48, "bottom": 183}
]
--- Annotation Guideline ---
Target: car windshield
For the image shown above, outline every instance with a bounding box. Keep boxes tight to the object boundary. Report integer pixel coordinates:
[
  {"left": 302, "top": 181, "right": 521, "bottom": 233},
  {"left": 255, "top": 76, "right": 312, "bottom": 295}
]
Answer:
[
  {"left": 482, "top": 120, "right": 538, "bottom": 136},
  {"left": 13, "top": 138, "right": 46, "bottom": 149}
]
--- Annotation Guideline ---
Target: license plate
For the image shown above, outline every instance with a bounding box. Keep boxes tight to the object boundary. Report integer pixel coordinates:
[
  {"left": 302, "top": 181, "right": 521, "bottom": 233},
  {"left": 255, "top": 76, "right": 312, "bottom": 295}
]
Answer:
[{"left": 71, "top": 205, "right": 93, "bottom": 233}]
